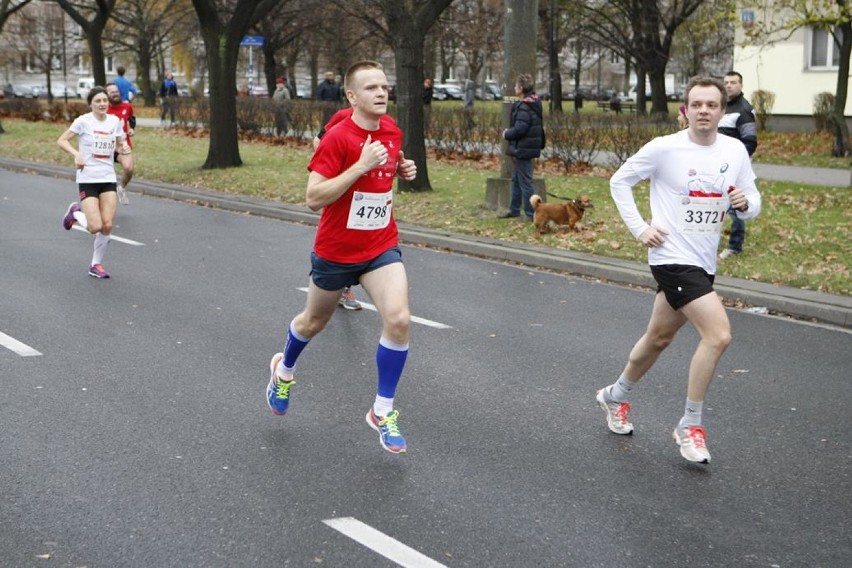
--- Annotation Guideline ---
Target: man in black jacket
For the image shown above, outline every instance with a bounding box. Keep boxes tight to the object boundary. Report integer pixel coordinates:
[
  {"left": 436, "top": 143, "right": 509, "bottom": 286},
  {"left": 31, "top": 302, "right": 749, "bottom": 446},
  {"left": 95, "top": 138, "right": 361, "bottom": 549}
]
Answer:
[
  {"left": 498, "top": 73, "right": 544, "bottom": 220},
  {"left": 718, "top": 71, "right": 757, "bottom": 260}
]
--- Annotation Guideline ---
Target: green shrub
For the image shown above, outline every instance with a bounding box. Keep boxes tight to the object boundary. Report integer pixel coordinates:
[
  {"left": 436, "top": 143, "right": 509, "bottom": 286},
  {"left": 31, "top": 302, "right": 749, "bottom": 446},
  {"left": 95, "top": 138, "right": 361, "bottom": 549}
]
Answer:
[{"left": 751, "top": 90, "right": 775, "bottom": 132}]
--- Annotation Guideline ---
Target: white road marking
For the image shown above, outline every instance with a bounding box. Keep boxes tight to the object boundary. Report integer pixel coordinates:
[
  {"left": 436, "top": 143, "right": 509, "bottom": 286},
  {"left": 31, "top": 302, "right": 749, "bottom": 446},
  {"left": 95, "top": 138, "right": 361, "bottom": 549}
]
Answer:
[
  {"left": 297, "top": 287, "right": 451, "bottom": 329},
  {"left": 0, "top": 331, "right": 42, "bottom": 356},
  {"left": 323, "top": 517, "right": 448, "bottom": 568},
  {"left": 72, "top": 225, "right": 144, "bottom": 246}
]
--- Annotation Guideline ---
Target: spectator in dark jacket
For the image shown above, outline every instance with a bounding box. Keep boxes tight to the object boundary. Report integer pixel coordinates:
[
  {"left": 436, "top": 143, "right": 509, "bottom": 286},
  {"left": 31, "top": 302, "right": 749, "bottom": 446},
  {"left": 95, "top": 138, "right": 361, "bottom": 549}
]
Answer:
[
  {"left": 717, "top": 71, "right": 757, "bottom": 260},
  {"left": 316, "top": 71, "right": 340, "bottom": 102},
  {"left": 499, "top": 73, "right": 544, "bottom": 220}
]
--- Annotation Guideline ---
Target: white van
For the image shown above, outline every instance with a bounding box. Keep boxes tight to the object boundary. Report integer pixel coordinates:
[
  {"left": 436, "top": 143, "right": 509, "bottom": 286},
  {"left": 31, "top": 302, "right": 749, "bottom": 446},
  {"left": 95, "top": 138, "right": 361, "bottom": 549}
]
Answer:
[{"left": 76, "top": 77, "right": 95, "bottom": 99}]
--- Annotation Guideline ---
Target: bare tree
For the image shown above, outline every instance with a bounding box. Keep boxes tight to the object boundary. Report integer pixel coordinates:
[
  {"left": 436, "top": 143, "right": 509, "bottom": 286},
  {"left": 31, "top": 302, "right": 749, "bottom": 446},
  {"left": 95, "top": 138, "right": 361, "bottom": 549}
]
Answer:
[
  {"left": 55, "top": 0, "right": 117, "bottom": 87},
  {"left": 743, "top": 0, "right": 851, "bottom": 157},
  {"left": 582, "top": 0, "right": 702, "bottom": 115},
  {"left": 453, "top": 0, "right": 504, "bottom": 88},
  {"left": 191, "top": 0, "right": 282, "bottom": 169},
  {"left": 12, "top": 2, "right": 66, "bottom": 101},
  {"left": 332, "top": 0, "right": 454, "bottom": 192},
  {"left": 0, "top": 0, "right": 31, "bottom": 30},
  {"left": 670, "top": 1, "right": 736, "bottom": 78},
  {"left": 108, "top": 0, "right": 195, "bottom": 105},
  {"left": 0, "top": 0, "right": 33, "bottom": 134}
]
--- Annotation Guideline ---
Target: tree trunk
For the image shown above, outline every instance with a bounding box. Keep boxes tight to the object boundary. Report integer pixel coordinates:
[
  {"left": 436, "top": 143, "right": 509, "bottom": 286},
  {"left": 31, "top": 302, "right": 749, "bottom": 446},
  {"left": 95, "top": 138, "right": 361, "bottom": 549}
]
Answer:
[
  {"left": 831, "top": 18, "right": 851, "bottom": 157},
  {"left": 137, "top": 36, "right": 156, "bottom": 106},
  {"left": 202, "top": 29, "right": 242, "bottom": 169}
]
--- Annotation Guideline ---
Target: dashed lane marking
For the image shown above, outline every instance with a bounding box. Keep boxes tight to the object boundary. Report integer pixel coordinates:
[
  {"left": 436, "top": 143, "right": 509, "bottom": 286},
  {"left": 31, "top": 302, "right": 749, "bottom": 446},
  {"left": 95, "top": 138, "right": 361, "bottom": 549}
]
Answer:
[
  {"left": 297, "top": 287, "right": 452, "bottom": 329},
  {"left": 323, "top": 517, "right": 448, "bottom": 568}
]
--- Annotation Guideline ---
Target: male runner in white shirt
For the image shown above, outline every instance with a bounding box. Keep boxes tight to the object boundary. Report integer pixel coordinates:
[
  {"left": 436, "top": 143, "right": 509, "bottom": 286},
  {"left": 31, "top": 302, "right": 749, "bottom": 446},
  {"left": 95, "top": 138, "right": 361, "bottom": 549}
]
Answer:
[{"left": 597, "top": 76, "right": 761, "bottom": 464}]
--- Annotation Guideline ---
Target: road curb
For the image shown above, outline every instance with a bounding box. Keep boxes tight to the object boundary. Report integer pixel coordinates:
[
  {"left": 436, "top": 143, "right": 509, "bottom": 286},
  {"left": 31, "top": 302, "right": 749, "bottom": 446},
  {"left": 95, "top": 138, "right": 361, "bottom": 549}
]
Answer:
[{"left": 2, "top": 156, "right": 850, "bottom": 328}]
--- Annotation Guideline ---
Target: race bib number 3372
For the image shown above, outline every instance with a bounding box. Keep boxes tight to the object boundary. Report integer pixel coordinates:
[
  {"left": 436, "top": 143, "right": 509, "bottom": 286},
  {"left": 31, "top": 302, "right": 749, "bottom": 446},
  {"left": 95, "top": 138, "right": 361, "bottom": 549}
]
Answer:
[
  {"left": 677, "top": 197, "right": 727, "bottom": 234},
  {"left": 346, "top": 190, "right": 393, "bottom": 230}
]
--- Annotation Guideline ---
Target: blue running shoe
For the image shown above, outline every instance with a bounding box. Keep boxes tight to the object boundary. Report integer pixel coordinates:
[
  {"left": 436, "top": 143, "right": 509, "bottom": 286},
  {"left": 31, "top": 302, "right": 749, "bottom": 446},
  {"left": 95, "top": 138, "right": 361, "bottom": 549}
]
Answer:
[
  {"left": 366, "top": 408, "right": 407, "bottom": 454},
  {"left": 266, "top": 353, "right": 295, "bottom": 415},
  {"left": 63, "top": 202, "right": 80, "bottom": 230}
]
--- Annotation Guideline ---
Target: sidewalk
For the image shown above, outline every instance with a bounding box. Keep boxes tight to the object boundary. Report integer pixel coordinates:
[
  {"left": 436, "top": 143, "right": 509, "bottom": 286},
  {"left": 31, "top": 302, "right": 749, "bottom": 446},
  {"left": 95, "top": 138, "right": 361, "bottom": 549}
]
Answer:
[{"left": 2, "top": 155, "right": 850, "bottom": 328}]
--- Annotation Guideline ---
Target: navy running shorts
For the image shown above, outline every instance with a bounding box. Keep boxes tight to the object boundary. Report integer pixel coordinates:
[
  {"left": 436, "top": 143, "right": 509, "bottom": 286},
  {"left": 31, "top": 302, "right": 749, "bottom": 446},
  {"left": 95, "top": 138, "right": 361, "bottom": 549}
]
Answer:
[
  {"left": 650, "top": 264, "right": 715, "bottom": 310},
  {"left": 310, "top": 246, "right": 403, "bottom": 291}
]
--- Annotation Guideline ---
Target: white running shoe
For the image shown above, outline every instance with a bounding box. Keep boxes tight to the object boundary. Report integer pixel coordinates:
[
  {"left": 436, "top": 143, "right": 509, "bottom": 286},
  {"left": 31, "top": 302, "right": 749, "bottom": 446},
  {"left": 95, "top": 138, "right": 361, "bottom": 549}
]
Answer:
[
  {"left": 718, "top": 249, "right": 739, "bottom": 261},
  {"left": 596, "top": 389, "right": 634, "bottom": 435},
  {"left": 672, "top": 424, "right": 711, "bottom": 463},
  {"left": 117, "top": 185, "right": 130, "bottom": 205}
]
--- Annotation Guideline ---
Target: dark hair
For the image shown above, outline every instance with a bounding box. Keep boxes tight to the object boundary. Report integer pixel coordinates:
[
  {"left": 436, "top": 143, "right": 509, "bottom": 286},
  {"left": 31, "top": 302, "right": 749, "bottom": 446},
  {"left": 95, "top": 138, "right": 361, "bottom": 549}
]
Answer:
[
  {"left": 344, "top": 60, "right": 383, "bottom": 90},
  {"left": 87, "top": 86, "right": 108, "bottom": 105},
  {"left": 685, "top": 76, "right": 727, "bottom": 109},
  {"left": 117, "top": 66, "right": 126, "bottom": 76},
  {"left": 724, "top": 71, "right": 743, "bottom": 83},
  {"left": 515, "top": 73, "right": 535, "bottom": 95}
]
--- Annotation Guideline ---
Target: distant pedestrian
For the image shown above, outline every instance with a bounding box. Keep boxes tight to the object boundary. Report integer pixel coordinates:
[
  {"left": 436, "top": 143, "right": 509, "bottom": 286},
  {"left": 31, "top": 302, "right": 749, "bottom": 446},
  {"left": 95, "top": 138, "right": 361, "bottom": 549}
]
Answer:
[
  {"left": 573, "top": 90, "right": 584, "bottom": 114},
  {"left": 598, "top": 76, "right": 761, "bottom": 464},
  {"left": 718, "top": 71, "right": 758, "bottom": 261},
  {"left": 113, "top": 66, "right": 137, "bottom": 102},
  {"left": 423, "top": 78, "right": 433, "bottom": 130},
  {"left": 159, "top": 71, "right": 179, "bottom": 126},
  {"left": 463, "top": 77, "right": 475, "bottom": 128},
  {"left": 273, "top": 76, "right": 291, "bottom": 136},
  {"left": 609, "top": 92, "right": 622, "bottom": 114}
]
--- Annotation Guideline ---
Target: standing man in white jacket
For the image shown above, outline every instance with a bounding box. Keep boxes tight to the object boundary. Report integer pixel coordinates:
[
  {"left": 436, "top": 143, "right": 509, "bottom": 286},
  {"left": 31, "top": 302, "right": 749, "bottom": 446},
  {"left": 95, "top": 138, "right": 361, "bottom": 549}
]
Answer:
[{"left": 596, "top": 76, "right": 761, "bottom": 464}]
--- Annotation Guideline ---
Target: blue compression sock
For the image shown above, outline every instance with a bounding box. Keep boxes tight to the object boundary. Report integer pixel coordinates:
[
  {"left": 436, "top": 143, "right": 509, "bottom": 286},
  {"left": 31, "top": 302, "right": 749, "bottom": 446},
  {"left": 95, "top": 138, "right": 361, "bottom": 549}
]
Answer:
[
  {"left": 282, "top": 321, "right": 310, "bottom": 371},
  {"left": 376, "top": 336, "right": 409, "bottom": 398}
]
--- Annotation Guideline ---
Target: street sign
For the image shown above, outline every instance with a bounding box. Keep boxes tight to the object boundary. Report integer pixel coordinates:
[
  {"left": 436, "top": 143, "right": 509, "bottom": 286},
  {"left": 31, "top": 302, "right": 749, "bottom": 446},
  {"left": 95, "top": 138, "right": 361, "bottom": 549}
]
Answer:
[{"left": 240, "top": 35, "right": 264, "bottom": 47}]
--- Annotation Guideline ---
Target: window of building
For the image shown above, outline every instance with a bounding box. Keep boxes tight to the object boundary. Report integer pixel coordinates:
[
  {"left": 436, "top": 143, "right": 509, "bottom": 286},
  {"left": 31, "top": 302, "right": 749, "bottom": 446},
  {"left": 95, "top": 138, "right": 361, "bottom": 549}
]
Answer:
[{"left": 808, "top": 26, "right": 843, "bottom": 69}]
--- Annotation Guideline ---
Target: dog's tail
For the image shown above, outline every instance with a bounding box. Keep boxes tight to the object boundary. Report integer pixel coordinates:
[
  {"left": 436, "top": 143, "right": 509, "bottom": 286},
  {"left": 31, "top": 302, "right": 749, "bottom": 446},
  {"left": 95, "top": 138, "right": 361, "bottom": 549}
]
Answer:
[{"left": 530, "top": 194, "right": 543, "bottom": 210}]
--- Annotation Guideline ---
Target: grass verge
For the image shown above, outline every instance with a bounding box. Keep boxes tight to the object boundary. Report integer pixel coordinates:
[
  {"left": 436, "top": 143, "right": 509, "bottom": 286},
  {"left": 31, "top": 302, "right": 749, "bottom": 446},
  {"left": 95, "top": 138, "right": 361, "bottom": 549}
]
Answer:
[{"left": 1, "top": 118, "right": 849, "bottom": 296}]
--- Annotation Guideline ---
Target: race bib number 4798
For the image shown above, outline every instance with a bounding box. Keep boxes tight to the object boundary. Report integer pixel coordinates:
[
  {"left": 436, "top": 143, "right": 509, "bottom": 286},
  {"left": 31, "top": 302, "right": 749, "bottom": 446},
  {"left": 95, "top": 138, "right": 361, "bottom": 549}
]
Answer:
[
  {"left": 677, "top": 197, "right": 727, "bottom": 234},
  {"left": 346, "top": 190, "right": 393, "bottom": 230}
]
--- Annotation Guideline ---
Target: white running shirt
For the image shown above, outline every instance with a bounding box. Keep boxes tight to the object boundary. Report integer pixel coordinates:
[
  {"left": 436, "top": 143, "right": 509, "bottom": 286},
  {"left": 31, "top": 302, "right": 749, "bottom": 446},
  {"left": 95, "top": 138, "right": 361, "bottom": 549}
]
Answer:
[
  {"left": 610, "top": 129, "right": 761, "bottom": 275},
  {"left": 69, "top": 112, "right": 125, "bottom": 184}
]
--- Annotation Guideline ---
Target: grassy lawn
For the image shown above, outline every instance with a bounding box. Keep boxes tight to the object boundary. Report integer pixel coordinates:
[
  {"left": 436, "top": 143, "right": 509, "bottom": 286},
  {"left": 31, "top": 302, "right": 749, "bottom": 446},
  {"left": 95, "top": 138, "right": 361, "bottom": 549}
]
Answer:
[{"left": 1, "top": 117, "right": 849, "bottom": 296}]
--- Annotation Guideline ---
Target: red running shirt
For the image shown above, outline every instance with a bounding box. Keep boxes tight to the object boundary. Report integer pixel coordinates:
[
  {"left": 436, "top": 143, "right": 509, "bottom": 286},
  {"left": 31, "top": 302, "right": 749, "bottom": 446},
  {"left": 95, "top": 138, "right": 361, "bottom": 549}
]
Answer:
[{"left": 308, "top": 116, "right": 402, "bottom": 263}]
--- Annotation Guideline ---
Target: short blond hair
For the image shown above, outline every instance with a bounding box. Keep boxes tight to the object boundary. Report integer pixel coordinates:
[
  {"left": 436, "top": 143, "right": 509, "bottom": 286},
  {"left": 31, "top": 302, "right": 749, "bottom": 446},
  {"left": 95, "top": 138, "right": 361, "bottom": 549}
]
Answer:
[{"left": 344, "top": 61, "right": 384, "bottom": 91}]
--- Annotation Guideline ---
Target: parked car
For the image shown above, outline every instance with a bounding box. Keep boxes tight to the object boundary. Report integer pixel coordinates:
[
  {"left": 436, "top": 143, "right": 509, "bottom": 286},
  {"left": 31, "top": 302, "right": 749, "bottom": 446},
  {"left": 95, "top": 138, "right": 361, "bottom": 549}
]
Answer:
[
  {"left": 4, "top": 83, "right": 38, "bottom": 98},
  {"left": 483, "top": 83, "right": 503, "bottom": 100},
  {"left": 295, "top": 83, "right": 310, "bottom": 98},
  {"left": 30, "top": 83, "right": 76, "bottom": 98},
  {"left": 433, "top": 83, "right": 464, "bottom": 100},
  {"left": 77, "top": 77, "right": 95, "bottom": 99},
  {"left": 475, "top": 87, "right": 495, "bottom": 101}
]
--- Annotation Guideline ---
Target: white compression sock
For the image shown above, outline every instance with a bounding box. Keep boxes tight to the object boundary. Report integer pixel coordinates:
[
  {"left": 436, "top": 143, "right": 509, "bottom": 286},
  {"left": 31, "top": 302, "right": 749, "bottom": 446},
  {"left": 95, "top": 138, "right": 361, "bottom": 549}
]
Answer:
[
  {"left": 92, "top": 233, "right": 110, "bottom": 265},
  {"left": 73, "top": 210, "right": 88, "bottom": 230}
]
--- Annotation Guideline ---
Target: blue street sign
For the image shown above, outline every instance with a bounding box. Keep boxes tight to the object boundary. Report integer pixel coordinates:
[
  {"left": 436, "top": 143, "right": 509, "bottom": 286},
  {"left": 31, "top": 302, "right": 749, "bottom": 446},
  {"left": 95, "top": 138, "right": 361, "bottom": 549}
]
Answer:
[{"left": 240, "top": 35, "right": 264, "bottom": 47}]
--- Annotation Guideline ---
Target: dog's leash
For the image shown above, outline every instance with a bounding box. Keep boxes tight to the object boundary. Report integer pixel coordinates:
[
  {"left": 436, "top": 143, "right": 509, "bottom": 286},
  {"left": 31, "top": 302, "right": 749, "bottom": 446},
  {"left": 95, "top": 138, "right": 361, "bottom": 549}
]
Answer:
[{"left": 546, "top": 190, "right": 575, "bottom": 202}]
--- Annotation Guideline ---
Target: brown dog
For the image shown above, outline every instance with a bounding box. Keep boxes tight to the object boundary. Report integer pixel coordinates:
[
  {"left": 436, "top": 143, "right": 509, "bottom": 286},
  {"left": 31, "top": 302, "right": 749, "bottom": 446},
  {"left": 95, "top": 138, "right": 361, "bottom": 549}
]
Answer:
[{"left": 530, "top": 194, "right": 594, "bottom": 236}]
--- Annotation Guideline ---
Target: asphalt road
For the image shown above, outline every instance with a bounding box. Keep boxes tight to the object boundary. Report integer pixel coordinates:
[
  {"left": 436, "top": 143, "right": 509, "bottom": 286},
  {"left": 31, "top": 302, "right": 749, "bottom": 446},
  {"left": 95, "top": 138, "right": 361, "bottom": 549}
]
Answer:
[{"left": 1, "top": 169, "right": 850, "bottom": 567}]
